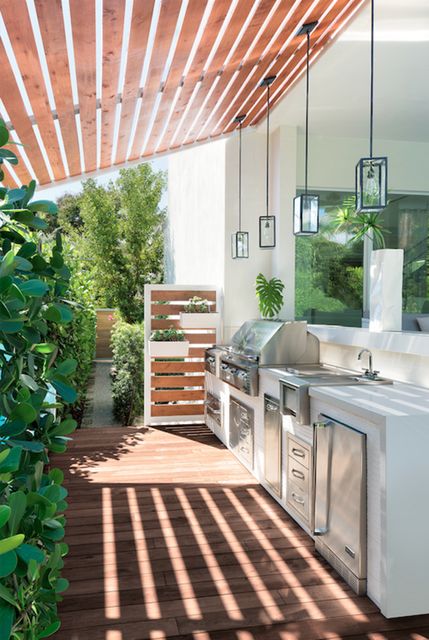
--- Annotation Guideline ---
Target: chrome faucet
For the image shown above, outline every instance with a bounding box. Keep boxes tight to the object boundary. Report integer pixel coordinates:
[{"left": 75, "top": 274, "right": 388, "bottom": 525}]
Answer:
[{"left": 357, "top": 348, "right": 379, "bottom": 379}]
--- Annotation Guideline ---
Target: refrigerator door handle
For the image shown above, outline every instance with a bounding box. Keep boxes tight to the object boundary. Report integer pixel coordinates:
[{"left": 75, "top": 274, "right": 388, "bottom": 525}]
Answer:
[{"left": 314, "top": 419, "right": 333, "bottom": 536}]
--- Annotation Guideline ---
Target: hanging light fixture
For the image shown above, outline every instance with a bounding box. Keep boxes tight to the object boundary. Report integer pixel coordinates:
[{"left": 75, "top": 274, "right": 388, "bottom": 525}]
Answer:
[
  {"left": 355, "top": 0, "right": 387, "bottom": 213},
  {"left": 294, "top": 21, "right": 319, "bottom": 236},
  {"left": 231, "top": 114, "right": 249, "bottom": 259},
  {"left": 259, "top": 75, "right": 276, "bottom": 248}
]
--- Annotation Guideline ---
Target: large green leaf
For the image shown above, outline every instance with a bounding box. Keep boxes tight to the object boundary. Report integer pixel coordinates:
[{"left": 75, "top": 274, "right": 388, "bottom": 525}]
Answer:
[
  {"left": 28, "top": 200, "right": 58, "bottom": 215},
  {"left": 0, "top": 123, "right": 9, "bottom": 147},
  {"left": 38, "top": 620, "right": 61, "bottom": 638},
  {"left": 44, "top": 303, "right": 73, "bottom": 324},
  {"left": 0, "top": 447, "right": 21, "bottom": 473},
  {"left": 51, "top": 379, "right": 77, "bottom": 404},
  {"left": 11, "top": 402, "right": 37, "bottom": 424},
  {"left": 0, "top": 505, "right": 11, "bottom": 528},
  {"left": 0, "top": 602, "right": 15, "bottom": 639},
  {"left": 0, "top": 148, "right": 18, "bottom": 165},
  {"left": 0, "top": 419, "right": 27, "bottom": 437},
  {"left": 33, "top": 343, "right": 57, "bottom": 354},
  {"left": 16, "top": 543, "right": 45, "bottom": 564},
  {"left": 0, "top": 550, "right": 17, "bottom": 578},
  {"left": 0, "top": 534, "right": 24, "bottom": 556},
  {"left": 0, "top": 250, "right": 15, "bottom": 278},
  {"left": 18, "top": 279, "right": 49, "bottom": 297},
  {"left": 8, "top": 491, "right": 26, "bottom": 535}
]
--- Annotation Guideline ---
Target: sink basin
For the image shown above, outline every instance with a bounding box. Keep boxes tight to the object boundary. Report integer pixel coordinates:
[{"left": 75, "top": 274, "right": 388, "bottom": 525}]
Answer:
[{"left": 349, "top": 375, "right": 393, "bottom": 385}]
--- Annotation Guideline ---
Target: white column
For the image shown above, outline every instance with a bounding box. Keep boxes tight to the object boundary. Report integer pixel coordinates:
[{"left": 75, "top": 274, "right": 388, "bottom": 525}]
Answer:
[{"left": 271, "top": 125, "right": 298, "bottom": 320}]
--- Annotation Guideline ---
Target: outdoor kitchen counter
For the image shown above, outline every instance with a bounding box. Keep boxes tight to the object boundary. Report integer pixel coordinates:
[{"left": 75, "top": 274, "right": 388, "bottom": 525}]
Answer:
[{"left": 309, "top": 380, "right": 429, "bottom": 422}]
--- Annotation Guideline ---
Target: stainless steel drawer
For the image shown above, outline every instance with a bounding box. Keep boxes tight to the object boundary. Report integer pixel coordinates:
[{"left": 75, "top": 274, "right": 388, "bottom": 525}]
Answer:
[
  {"left": 288, "top": 435, "right": 311, "bottom": 469},
  {"left": 288, "top": 457, "right": 308, "bottom": 492},
  {"left": 286, "top": 480, "right": 310, "bottom": 521}
]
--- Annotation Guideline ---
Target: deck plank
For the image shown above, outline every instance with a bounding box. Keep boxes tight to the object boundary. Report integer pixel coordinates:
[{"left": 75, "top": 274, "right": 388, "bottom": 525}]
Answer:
[{"left": 54, "top": 424, "right": 429, "bottom": 639}]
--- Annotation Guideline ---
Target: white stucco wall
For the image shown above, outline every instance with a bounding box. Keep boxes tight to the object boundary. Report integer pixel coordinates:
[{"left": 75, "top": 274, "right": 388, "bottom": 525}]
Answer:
[{"left": 167, "top": 139, "right": 226, "bottom": 287}]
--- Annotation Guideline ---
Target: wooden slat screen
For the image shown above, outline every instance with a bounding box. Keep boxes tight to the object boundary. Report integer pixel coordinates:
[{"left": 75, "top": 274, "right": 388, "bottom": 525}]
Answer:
[{"left": 144, "top": 285, "right": 220, "bottom": 425}]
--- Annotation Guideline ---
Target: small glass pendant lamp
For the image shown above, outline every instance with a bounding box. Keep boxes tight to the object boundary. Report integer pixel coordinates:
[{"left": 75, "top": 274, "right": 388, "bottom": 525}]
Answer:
[
  {"left": 259, "top": 75, "right": 276, "bottom": 248},
  {"left": 294, "top": 21, "right": 319, "bottom": 236},
  {"left": 231, "top": 114, "right": 249, "bottom": 259},
  {"left": 355, "top": 0, "right": 387, "bottom": 213}
]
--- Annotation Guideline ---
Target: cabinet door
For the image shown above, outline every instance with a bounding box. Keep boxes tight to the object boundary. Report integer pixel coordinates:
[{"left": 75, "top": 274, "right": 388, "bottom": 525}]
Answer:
[{"left": 264, "top": 396, "right": 282, "bottom": 497}]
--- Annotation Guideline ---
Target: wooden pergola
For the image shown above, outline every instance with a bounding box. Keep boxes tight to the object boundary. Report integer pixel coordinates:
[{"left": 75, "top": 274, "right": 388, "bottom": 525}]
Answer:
[{"left": 0, "top": 0, "right": 365, "bottom": 188}]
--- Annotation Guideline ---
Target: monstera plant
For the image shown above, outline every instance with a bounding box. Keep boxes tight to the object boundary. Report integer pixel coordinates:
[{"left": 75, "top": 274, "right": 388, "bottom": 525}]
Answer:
[
  {"left": 0, "top": 121, "right": 77, "bottom": 639},
  {"left": 255, "top": 273, "right": 285, "bottom": 319}
]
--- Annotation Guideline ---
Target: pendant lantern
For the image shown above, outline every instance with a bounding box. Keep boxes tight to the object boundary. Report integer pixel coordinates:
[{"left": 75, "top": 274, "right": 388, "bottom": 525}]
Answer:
[
  {"left": 231, "top": 115, "right": 249, "bottom": 259},
  {"left": 294, "top": 21, "right": 319, "bottom": 236},
  {"left": 355, "top": 0, "right": 387, "bottom": 213},
  {"left": 259, "top": 76, "right": 276, "bottom": 248}
]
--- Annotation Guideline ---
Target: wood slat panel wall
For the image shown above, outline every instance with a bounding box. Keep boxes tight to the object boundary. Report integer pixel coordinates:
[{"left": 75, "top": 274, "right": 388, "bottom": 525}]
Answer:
[
  {"left": 69, "top": 0, "right": 97, "bottom": 173},
  {"left": 146, "top": 286, "right": 219, "bottom": 424}
]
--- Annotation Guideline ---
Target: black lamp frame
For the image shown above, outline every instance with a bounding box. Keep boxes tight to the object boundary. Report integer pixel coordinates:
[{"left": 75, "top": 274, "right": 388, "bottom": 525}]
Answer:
[
  {"left": 231, "top": 114, "right": 249, "bottom": 259},
  {"left": 259, "top": 75, "right": 276, "bottom": 248}
]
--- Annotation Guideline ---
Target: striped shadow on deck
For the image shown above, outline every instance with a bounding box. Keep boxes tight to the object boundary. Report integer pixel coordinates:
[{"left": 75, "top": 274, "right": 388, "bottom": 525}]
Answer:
[{"left": 53, "top": 425, "right": 429, "bottom": 639}]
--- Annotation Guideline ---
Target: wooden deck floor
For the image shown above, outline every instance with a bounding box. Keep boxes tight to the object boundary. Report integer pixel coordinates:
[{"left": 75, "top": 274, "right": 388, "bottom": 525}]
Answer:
[{"left": 54, "top": 424, "right": 429, "bottom": 640}]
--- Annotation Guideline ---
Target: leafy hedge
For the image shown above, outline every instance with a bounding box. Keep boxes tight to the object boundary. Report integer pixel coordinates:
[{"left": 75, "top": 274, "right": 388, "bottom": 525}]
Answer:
[
  {"left": 0, "top": 122, "right": 77, "bottom": 639},
  {"left": 110, "top": 321, "right": 144, "bottom": 425},
  {"left": 49, "top": 245, "right": 96, "bottom": 425}
]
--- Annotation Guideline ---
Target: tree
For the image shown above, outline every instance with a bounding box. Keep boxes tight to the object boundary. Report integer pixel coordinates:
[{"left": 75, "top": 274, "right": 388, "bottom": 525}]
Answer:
[{"left": 66, "top": 164, "right": 166, "bottom": 323}]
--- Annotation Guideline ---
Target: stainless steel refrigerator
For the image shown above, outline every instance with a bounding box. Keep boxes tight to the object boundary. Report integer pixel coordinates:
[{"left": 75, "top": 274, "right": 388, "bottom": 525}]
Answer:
[{"left": 314, "top": 414, "right": 367, "bottom": 595}]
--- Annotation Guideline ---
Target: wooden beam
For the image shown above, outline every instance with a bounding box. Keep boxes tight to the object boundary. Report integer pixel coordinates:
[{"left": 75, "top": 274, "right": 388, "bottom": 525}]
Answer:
[
  {"left": 69, "top": 0, "right": 97, "bottom": 173},
  {"left": 0, "top": 41, "right": 51, "bottom": 185},
  {"left": 0, "top": 0, "right": 66, "bottom": 181},
  {"left": 151, "top": 403, "right": 204, "bottom": 416},
  {"left": 143, "top": 0, "right": 208, "bottom": 157},
  {"left": 128, "top": 0, "right": 182, "bottom": 161},
  {"left": 115, "top": 0, "right": 155, "bottom": 165},
  {"left": 151, "top": 375, "right": 205, "bottom": 388},
  {"left": 151, "top": 389, "right": 205, "bottom": 402},
  {"left": 100, "top": 0, "right": 126, "bottom": 169},
  {"left": 34, "top": 0, "right": 81, "bottom": 176}
]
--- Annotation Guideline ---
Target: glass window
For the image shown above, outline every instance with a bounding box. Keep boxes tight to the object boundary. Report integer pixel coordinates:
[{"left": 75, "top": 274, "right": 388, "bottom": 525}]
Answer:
[
  {"left": 378, "top": 194, "right": 429, "bottom": 314},
  {"left": 295, "top": 190, "right": 364, "bottom": 327}
]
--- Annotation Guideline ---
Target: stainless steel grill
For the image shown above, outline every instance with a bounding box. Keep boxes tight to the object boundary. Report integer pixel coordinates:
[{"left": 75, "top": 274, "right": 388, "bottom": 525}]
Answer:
[{"left": 208, "top": 320, "right": 319, "bottom": 396}]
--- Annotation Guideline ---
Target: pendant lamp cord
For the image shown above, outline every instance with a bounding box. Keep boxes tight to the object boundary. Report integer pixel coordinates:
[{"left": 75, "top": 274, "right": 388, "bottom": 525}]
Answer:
[
  {"left": 238, "top": 120, "right": 242, "bottom": 232},
  {"left": 304, "top": 30, "right": 310, "bottom": 195},
  {"left": 266, "top": 83, "right": 270, "bottom": 216},
  {"left": 369, "top": 0, "right": 374, "bottom": 158}
]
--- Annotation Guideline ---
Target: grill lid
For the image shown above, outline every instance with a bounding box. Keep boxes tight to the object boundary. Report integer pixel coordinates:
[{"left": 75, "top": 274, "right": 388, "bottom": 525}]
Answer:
[{"left": 229, "top": 320, "right": 315, "bottom": 366}]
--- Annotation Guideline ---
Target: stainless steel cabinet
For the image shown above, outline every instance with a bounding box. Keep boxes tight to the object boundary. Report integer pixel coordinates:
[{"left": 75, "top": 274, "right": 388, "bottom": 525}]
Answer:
[
  {"left": 264, "top": 395, "right": 282, "bottom": 497},
  {"left": 229, "top": 397, "right": 254, "bottom": 468},
  {"left": 286, "top": 434, "right": 313, "bottom": 527}
]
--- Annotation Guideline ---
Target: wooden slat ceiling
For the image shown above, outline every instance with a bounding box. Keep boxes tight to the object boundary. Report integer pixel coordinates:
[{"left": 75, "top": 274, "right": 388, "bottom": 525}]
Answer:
[{"left": 0, "top": 0, "right": 366, "bottom": 187}]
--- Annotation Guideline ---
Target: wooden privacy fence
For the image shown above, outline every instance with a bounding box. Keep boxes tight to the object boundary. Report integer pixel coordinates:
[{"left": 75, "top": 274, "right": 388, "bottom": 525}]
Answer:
[{"left": 144, "top": 285, "right": 221, "bottom": 425}]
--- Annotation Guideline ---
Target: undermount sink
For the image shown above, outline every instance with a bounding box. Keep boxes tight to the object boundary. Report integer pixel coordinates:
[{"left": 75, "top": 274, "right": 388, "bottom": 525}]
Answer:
[{"left": 349, "top": 375, "right": 393, "bottom": 385}]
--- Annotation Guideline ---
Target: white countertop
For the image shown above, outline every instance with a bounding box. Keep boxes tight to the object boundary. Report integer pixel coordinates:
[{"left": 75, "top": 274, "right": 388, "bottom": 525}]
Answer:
[{"left": 310, "top": 382, "right": 429, "bottom": 421}]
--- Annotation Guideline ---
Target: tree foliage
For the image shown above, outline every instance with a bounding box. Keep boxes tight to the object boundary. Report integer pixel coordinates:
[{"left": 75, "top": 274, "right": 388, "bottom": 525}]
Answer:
[
  {"left": 110, "top": 321, "right": 144, "bottom": 425},
  {"left": 58, "top": 164, "right": 166, "bottom": 323},
  {"left": 0, "top": 121, "right": 77, "bottom": 638}
]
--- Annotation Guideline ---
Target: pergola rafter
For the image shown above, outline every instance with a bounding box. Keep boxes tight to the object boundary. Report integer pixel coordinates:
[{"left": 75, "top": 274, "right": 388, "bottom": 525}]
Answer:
[{"left": 0, "top": 0, "right": 366, "bottom": 187}]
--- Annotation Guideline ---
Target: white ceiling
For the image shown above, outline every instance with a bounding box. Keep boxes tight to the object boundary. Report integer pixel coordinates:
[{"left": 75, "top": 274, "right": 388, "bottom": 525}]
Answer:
[{"left": 268, "top": 0, "right": 429, "bottom": 143}]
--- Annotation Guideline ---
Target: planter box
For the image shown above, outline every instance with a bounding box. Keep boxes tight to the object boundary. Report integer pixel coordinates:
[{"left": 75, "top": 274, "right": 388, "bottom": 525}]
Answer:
[
  {"left": 370, "top": 249, "right": 403, "bottom": 332},
  {"left": 148, "top": 340, "right": 190, "bottom": 358},
  {"left": 180, "top": 312, "right": 219, "bottom": 329}
]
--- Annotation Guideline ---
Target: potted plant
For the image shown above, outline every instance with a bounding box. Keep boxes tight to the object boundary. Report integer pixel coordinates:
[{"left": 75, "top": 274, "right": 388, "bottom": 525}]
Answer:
[
  {"left": 148, "top": 326, "right": 190, "bottom": 357},
  {"left": 179, "top": 296, "right": 219, "bottom": 329},
  {"left": 255, "top": 273, "right": 285, "bottom": 319}
]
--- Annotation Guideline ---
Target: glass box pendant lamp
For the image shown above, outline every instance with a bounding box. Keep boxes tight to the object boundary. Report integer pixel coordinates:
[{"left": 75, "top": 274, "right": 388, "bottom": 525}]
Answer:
[
  {"left": 231, "top": 115, "right": 249, "bottom": 259},
  {"left": 294, "top": 21, "right": 319, "bottom": 236},
  {"left": 259, "top": 75, "right": 276, "bottom": 248},
  {"left": 355, "top": 0, "right": 387, "bottom": 213}
]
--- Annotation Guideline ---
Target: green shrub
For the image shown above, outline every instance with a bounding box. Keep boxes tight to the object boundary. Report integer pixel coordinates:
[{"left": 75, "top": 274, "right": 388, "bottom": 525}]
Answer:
[
  {"left": 111, "top": 321, "right": 144, "bottom": 425},
  {"left": 150, "top": 327, "right": 185, "bottom": 342},
  {"left": 48, "top": 245, "right": 96, "bottom": 425},
  {"left": 0, "top": 121, "right": 77, "bottom": 638}
]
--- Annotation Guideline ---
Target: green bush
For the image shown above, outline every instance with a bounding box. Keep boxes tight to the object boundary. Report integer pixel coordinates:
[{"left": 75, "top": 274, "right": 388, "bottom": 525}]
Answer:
[
  {"left": 150, "top": 327, "right": 185, "bottom": 342},
  {"left": 48, "top": 245, "right": 96, "bottom": 425},
  {"left": 111, "top": 321, "right": 144, "bottom": 425},
  {"left": 0, "top": 121, "right": 77, "bottom": 639}
]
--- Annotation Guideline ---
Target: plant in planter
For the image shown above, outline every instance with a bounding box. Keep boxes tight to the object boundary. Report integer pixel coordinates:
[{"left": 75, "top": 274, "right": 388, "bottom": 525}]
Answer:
[
  {"left": 255, "top": 273, "right": 285, "bottom": 319},
  {"left": 149, "top": 326, "right": 190, "bottom": 357},
  {"left": 180, "top": 296, "right": 219, "bottom": 329}
]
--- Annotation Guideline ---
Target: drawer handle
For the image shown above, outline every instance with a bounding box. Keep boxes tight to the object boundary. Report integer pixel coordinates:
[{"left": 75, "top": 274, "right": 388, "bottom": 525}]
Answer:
[
  {"left": 291, "top": 492, "right": 305, "bottom": 505},
  {"left": 291, "top": 468, "right": 305, "bottom": 480},
  {"left": 292, "top": 447, "right": 305, "bottom": 458}
]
